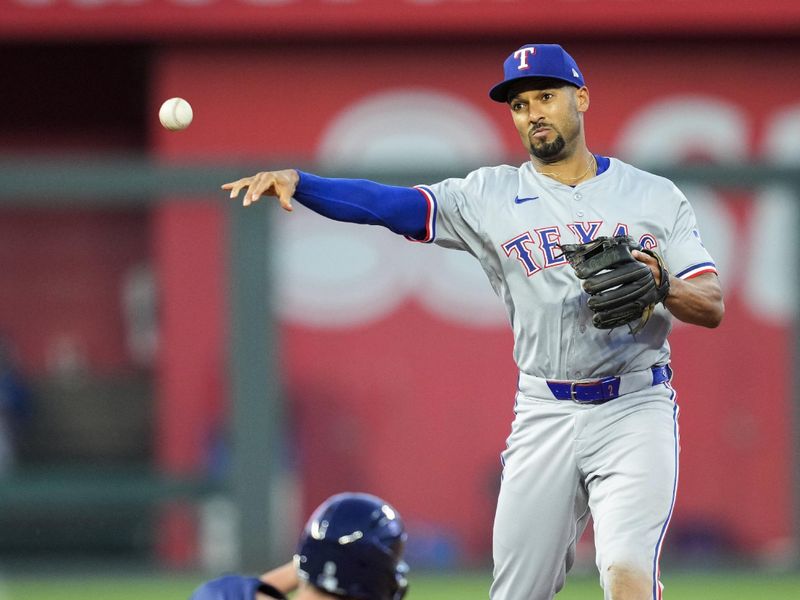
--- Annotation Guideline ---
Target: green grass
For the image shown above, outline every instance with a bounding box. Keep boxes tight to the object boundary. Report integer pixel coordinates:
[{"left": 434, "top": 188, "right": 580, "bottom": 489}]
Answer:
[{"left": 3, "top": 570, "right": 800, "bottom": 599}]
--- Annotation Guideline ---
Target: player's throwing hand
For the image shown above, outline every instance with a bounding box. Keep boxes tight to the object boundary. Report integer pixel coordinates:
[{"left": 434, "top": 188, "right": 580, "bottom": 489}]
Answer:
[{"left": 222, "top": 169, "right": 299, "bottom": 211}]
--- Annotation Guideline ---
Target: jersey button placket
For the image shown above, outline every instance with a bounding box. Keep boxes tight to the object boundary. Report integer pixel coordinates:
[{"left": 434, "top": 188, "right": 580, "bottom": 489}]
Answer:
[{"left": 573, "top": 192, "right": 584, "bottom": 219}]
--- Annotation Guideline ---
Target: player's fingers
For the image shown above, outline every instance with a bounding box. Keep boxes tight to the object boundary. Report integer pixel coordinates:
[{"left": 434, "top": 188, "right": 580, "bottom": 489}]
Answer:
[
  {"left": 244, "top": 173, "right": 274, "bottom": 206},
  {"left": 226, "top": 171, "right": 295, "bottom": 208},
  {"left": 222, "top": 177, "right": 252, "bottom": 190},
  {"left": 275, "top": 176, "right": 295, "bottom": 212},
  {"left": 277, "top": 187, "right": 294, "bottom": 212},
  {"left": 631, "top": 250, "right": 661, "bottom": 283},
  {"left": 241, "top": 175, "right": 261, "bottom": 205},
  {"left": 225, "top": 183, "right": 243, "bottom": 199},
  {"left": 631, "top": 250, "right": 653, "bottom": 264},
  {"left": 223, "top": 178, "right": 253, "bottom": 199}
]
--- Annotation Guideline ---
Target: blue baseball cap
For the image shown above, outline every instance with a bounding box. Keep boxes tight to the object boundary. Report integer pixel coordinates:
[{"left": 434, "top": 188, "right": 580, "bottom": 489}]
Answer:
[{"left": 489, "top": 44, "right": 585, "bottom": 103}]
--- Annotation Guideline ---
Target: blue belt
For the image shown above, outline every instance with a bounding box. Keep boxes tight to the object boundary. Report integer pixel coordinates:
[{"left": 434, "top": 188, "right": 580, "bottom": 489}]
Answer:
[{"left": 545, "top": 364, "right": 672, "bottom": 404}]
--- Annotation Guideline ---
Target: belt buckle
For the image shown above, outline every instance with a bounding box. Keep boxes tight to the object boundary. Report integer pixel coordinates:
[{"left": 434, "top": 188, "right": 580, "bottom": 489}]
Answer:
[
  {"left": 569, "top": 376, "right": 618, "bottom": 404},
  {"left": 569, "top": 379, "right": 595, "bottom": 404}
]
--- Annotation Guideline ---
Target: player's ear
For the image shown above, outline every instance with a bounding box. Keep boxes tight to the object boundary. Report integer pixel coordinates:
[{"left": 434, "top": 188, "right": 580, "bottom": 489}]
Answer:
[{"left": 575, "top": 86, "right": 590, "bottom": 113}]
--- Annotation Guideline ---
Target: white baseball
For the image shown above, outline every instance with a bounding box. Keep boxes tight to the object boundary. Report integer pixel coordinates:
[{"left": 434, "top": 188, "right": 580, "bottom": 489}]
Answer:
[{"left": 159, "top": 97, "right": 193, "bottom": 131}]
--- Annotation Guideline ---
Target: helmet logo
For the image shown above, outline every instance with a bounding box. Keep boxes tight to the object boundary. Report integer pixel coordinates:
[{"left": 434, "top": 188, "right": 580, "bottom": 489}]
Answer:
[
  {"left": 318, "top": 561, "right": 340, "bottom": 593},
  {"left": 311, "top": 519, "right": 330, "bottom": 540},
  {"left": 337, "top": 530, "right": 364, "bottom": 545}
]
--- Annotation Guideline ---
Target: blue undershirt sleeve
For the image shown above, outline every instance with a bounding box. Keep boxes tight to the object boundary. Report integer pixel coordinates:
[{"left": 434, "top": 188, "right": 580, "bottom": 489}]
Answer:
[{"left": 294, "top": 171, "right": 429, "bottom": 240}]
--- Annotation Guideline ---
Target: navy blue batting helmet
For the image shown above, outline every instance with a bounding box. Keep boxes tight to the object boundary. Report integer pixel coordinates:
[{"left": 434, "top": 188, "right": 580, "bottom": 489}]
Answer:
[{"left": 295, "top": 492, "right": 408, "bottom": 600}]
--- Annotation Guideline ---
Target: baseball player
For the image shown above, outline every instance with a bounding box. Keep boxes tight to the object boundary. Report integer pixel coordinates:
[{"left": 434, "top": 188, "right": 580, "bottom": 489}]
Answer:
[
  {"left": 189, "top": 491, "right": 408, "bottom": 600},
  {"left": 222, "top": 43, "right": 724, "bottom": 600}
]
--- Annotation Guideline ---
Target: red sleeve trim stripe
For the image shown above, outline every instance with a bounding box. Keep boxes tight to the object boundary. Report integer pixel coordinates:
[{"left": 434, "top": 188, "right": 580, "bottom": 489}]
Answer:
[
  {"left": 405, "top": 185, "right": 436, "bottom": 243},
  {"left": 676, "top": 261, "right": 717, "bottom": 280},
  {"left": 680, "top": 266, "right": 718, "bottom": 280}
]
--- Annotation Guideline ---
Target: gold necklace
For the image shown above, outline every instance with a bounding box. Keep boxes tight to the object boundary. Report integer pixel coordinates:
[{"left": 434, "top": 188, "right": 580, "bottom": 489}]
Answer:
[{"left": 536, "top": 153, "right": 596, "bottom": 184}]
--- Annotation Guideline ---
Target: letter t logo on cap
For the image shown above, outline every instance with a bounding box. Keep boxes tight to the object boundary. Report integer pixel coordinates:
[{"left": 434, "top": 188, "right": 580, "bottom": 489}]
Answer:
[{"left": 513, "top": 47, "right": 536, "bottom": 70}]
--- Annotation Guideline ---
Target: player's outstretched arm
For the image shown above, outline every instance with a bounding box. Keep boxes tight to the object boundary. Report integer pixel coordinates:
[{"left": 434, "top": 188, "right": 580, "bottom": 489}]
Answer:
[
  {"left": 222, "top": 169, "right": 299, "bottom": 211},
  {"left": 259, "top": 561, "right": 299, "bottom": 597},
  {"left": 633, "top": 250, "right": 724, "bottom": 328},
  {"left": 222, "top": 169, "right": 430, "bottom": 239}
]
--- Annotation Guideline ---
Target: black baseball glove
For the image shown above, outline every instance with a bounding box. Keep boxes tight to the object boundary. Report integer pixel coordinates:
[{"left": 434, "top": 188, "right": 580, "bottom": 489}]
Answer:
[{"left": 558, "top": 235, "right": 670, "bottom": 333}]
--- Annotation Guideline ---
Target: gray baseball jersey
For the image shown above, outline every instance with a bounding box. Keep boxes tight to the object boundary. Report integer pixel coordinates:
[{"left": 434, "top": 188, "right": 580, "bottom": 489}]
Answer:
[
  {"left": 413, "top": 157, "right": 716, "bottom": 600},
  {"left": 415, "top": 157, "right": 715, "bottom": 378}
]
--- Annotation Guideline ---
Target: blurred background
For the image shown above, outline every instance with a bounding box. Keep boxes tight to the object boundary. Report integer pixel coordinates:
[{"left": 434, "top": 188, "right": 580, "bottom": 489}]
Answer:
[{"left": 1, "top": 1, "right": 799, "bottom": 598}]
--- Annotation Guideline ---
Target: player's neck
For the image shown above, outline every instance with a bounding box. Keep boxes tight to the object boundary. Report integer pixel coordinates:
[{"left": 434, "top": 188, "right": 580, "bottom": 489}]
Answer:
[{"left": 532, "top": 149, "right": 596, "bottom": 185}]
